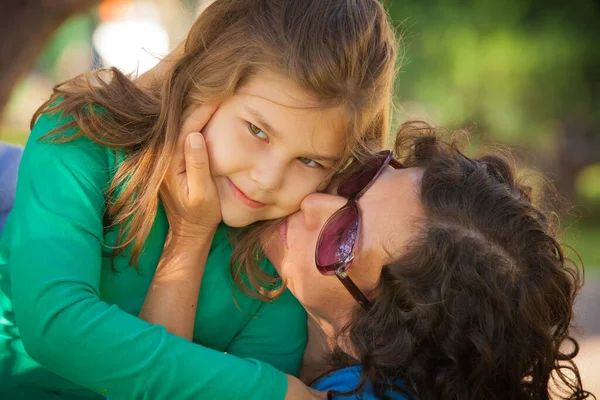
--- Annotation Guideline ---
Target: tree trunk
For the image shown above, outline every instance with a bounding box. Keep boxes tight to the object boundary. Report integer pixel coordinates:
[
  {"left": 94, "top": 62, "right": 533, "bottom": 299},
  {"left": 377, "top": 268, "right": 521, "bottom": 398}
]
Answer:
[
  {"left": 0, "top": 0, "right": 101, "bottom": 120},
  {"left": 544, "top": 110, "right": 600, "bottom": 204}
]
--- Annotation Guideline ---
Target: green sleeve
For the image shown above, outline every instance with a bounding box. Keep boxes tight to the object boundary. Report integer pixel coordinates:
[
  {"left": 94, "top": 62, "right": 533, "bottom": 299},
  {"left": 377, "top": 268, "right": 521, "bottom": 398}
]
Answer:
[
  {"left": 227, "top": 288, "right": 307, "bottom": 376},
  {"left": 8, "top": 111, "right": 287, "bottom": 400}
]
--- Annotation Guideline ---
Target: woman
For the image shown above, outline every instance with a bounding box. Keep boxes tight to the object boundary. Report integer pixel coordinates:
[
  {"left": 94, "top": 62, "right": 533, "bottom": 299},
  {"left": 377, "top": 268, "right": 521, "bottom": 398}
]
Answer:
[{"left": 151, "top": 122, "right": 592, "bottom": 399}]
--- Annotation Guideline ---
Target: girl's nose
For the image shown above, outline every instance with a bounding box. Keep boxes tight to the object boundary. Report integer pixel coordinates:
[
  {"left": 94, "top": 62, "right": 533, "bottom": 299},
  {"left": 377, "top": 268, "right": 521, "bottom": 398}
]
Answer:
[{"left": 249, "top": 154, "right": 286, "bottom": 192}]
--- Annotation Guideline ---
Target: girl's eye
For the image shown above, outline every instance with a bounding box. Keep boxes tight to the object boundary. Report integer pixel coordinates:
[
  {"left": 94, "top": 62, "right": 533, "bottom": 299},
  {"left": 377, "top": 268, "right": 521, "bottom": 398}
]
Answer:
[
  {"left": 248, "top": 123, "right": 269, "bottom": 141},
  {"left": 298, "top": 157, "right": 322, "bottom": 168}
]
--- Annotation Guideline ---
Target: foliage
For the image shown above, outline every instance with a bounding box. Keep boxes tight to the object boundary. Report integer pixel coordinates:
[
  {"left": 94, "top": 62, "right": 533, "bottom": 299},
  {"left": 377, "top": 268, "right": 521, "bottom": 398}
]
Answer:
[{"left": 383, "top": 0, "right": 600, "bottom": 262}]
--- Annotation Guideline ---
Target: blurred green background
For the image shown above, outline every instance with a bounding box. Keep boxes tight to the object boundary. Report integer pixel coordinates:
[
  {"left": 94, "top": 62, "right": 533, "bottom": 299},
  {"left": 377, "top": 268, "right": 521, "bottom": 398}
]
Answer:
[
  {"left": 383, "top": 0, "right": 600, "bottom": 268},
  {"left": 1, "top": 0, "right": 599, "bottom": 267}
]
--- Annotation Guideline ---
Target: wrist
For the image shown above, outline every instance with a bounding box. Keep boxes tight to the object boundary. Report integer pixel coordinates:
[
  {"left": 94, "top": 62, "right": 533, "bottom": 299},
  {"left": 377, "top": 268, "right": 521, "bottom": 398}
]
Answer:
[
  {"left": 165, "top": 227, "right": 217, "bottom": 249},
  {"left": 153, "top": 231, "right": 214, "bottom": 279},
  {"left": 169, "top": 217, "right": 219, "bottom": 238},
  {"left": 166, "top": 227, "right": 216, "bottom": 250}
]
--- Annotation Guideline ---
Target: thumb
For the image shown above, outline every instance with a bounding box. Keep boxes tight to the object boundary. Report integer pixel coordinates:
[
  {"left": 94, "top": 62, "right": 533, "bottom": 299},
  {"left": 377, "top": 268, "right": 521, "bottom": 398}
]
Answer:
[
  {"left": 185, "top": 132, "right": 211, "bottom": 199},
  {"left": 169, "top": 103, "right": 219, "bottom": 180}
]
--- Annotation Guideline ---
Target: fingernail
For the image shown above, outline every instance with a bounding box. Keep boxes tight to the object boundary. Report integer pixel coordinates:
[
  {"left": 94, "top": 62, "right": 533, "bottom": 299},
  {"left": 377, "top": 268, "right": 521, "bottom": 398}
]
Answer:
[{"left": 189, "top": 133, "right": 203, "bottom": 149}]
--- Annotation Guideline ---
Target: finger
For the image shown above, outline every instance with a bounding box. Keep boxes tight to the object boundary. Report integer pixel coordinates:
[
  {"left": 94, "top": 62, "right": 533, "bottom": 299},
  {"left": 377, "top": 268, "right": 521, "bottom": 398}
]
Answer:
[
  {"left": 169, "top": 103, "right": 219, "bottom": 179},
  {"left": 180, "top": 103, "right": 219, "bottom": 136},
  {"left": 184, "top": 132, "right": 212, "bottom": 201}
]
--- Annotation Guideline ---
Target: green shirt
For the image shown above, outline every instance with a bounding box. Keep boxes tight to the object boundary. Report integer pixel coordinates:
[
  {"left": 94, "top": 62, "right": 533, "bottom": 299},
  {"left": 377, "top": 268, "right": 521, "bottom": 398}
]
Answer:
[{"left": 0, "top": 110, "right": 307, "bottom": 399}]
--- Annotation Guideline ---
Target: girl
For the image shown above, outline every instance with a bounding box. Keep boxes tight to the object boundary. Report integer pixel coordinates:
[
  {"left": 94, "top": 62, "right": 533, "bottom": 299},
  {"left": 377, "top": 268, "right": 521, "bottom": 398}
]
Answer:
[{"left": 0, "top": 0, "right": 397, "bottom": 399}]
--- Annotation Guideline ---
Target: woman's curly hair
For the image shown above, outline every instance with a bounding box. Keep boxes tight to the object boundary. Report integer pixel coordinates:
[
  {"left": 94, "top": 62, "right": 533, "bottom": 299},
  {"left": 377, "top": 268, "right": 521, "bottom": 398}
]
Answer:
[{"left": 333, "top": 121, "right": 593, "bottom": 399}]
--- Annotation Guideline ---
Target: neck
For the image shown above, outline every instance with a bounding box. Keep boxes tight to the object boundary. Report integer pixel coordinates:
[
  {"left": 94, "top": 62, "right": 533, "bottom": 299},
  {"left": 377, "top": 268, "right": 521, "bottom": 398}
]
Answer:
[{"left": 299, "top": 309, "right": 354, "bottom": 385}]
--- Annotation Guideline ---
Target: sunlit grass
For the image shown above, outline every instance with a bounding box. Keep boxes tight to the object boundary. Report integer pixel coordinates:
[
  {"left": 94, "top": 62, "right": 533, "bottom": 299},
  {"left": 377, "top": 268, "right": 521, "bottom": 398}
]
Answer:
[{"left": 564, "top": 222, "right": 600, "bottom": 269}]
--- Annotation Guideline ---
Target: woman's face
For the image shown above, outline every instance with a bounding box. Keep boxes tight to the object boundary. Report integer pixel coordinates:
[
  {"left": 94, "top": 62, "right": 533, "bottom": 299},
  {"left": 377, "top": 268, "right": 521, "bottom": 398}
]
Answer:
[
  {"left": 181, "top": 71, "right": 347, "bottom": 227},
  {"left": 265, "top": 167, "right": 425, "bottom": 313}
]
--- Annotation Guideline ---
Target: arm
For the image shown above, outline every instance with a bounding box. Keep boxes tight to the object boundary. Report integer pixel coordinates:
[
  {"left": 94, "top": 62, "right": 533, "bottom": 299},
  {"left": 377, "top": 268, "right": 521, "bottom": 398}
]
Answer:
[
  {"left": 287, "top": 375, "right": 329, "bottom": 400},
  {"left": 139, "top": 112, "right": 220, "bottom": 341},
  {"left": 8, "top": 110, "right": 288, "bottom": 399},
  {"left": 138, "top": 232, "right": 213, "bottom": 340}
]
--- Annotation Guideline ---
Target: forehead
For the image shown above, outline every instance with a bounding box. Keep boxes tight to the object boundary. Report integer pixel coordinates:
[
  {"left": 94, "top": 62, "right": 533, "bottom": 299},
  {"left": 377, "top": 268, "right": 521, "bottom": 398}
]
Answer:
[
  {"left": 234, "top": 72, "right": 347, "bottom": 155},
  {"left": 356, "top": 167, "right": 424, "bottom": 264},
  {"left": 237, "top": 71, "right": 320, "bottom": 108}
]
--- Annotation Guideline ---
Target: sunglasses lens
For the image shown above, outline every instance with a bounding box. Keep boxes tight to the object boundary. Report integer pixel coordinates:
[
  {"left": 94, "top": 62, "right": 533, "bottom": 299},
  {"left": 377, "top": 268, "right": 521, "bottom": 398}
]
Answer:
[
  {"left": 316, "top": 206, "right": 359, "bottom": 274},
  {"left": 338, "top": 153, "right": 388, "bottom": 197}
]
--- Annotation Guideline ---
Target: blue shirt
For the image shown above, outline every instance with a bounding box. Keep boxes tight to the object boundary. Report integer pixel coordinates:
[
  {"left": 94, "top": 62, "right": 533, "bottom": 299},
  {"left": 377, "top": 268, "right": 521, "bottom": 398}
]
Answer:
[
  {"left": 0, "top": 142, "right": 23, "bottom": 235},
  {"left": 312, "top": 366, "right": 411, "bottom": 399}
]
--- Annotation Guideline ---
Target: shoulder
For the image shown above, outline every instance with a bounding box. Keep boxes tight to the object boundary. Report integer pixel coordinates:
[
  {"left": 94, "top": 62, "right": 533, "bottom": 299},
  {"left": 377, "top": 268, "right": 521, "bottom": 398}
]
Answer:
[
  {"left": 312, "top": 366, "right": 411, "bottom": 400},
  {"left": 256, "top": 286, "right": 307, "bottom": 327},
  {"left": 28, "top": 107, "right": 102, "bottom": 153},
  {"left": 254, "top": 256, "right": 306, "bottom": 324},
  {"left": 23, "top": 106, "right": 118, "bottom": 183}
]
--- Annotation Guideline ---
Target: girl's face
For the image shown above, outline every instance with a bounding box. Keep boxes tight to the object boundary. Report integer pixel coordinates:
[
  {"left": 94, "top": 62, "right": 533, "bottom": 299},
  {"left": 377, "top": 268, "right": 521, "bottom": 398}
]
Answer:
[{"left": 182, "top": 71, "right": 347, "bottom": 227}]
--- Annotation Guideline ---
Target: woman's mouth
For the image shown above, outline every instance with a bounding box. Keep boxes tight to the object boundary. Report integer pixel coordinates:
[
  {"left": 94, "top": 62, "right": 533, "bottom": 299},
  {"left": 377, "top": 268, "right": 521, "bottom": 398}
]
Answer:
[{"left": 227, "top": 178, "right": 266, "bottom": 209}]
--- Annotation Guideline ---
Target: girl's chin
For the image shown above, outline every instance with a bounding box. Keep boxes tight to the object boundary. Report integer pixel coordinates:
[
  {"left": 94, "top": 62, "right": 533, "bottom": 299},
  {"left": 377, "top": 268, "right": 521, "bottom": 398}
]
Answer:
[{"left": 219, "top": 208, "right": 256, "bottom": 228}]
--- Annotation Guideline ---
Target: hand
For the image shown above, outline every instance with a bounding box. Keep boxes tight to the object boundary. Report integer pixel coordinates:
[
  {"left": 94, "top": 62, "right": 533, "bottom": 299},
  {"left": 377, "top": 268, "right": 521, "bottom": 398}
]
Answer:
[
  {"left": 160, "top": 105, "right": 221, "bottom": 240},
  {"left": 285, "top": 375, "right": 329, "bottom": 399}
]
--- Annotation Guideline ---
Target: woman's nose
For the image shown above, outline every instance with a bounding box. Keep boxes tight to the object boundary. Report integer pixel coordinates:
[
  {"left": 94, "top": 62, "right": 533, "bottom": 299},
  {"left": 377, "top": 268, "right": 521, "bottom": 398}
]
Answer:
[{"left": 299, "top": 193, "right": 348, "bottom": 231}]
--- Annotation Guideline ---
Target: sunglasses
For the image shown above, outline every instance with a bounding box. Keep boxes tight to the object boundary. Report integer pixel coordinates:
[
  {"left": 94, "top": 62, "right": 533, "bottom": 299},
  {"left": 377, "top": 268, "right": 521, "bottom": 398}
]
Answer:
[{"left": 315, "top": 150, "right": 404, "bottom": 310}]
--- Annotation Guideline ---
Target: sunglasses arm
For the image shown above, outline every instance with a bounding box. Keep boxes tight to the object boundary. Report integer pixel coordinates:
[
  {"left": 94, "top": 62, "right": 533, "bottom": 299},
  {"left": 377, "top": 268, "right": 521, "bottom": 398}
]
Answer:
[
  {"left": 389, "top": 158, "right": 404, "bottom": 169},
  {"left": 335, "top": 270, "right": 372, "bottom": 310}
]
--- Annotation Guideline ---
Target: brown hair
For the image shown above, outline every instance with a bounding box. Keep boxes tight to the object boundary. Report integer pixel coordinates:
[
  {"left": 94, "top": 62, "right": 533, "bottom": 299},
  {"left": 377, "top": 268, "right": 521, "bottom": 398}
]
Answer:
[
  {"left": 31, "top": 0, "right": 398, "bottom": 284},
  {"left": 333, "top": 122, "right": 593, "bottom": 399}
]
